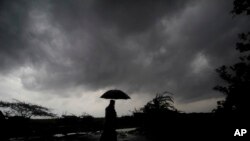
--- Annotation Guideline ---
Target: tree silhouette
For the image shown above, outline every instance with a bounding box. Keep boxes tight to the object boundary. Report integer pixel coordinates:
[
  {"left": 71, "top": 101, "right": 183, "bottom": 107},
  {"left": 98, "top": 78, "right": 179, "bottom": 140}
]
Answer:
[
  {"left": 232, "top": 0, "right": 250, "bottom": 15},
  {"left": 213, "top": 43, "right": 250, "bottom": 114},
  {"left": 213, "top": 0, "right": 250, "bottom": 115},
  {"left": 0, "top": 99, "right": 56, "bottom": 118},
  {"left": 142, "top": 91, "right": 177, "bottom": 114}
]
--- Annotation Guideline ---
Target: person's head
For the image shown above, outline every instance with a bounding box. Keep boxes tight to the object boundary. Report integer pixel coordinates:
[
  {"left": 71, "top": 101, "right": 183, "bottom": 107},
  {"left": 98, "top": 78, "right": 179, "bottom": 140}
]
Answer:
[{"left": 110, "top": 100, "right": 115, "bottom": 107}]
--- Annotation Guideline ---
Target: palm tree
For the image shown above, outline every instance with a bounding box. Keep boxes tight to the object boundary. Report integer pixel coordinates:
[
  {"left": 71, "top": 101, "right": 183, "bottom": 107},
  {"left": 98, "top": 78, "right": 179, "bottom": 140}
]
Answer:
[{"left": 142, "top": 91, "right": 177, "bottom": 114}]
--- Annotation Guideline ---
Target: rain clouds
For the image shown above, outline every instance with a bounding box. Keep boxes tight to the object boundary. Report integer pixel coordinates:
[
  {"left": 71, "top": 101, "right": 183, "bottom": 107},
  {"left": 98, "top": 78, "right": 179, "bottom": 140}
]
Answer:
[{"left": 0, "top": 0, "right": 250, "bottom": 114}]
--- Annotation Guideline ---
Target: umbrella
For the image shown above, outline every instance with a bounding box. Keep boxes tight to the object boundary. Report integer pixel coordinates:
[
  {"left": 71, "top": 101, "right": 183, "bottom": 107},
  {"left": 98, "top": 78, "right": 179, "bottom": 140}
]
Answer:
[{"left": 100, "top": 89, "right": 130, "bottom": 100}]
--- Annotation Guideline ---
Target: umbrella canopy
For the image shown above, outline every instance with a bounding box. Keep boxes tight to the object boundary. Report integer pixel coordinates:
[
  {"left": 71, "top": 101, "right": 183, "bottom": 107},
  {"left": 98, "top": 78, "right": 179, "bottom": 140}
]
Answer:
[{"left": 100, "top": 89, "right": 130, "bottom": 100}]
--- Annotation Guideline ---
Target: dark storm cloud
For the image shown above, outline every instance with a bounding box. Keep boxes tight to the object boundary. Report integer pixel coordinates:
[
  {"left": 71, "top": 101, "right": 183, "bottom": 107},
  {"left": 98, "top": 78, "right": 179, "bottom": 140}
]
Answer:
[
  {"left": 0, "top": 0, "right": 52, "bottom": 73},
  {"left": 94, "top": 0, "right": 193, "bottom": 34},
  {"left": 0, "top": 0, "right": 30, "bottom": 72},
  {"left": 0, "top": 0, "right": 249, "bottom": 103},
  {"left": 48, "top": 0, "right": 193, "bottom": 35}
]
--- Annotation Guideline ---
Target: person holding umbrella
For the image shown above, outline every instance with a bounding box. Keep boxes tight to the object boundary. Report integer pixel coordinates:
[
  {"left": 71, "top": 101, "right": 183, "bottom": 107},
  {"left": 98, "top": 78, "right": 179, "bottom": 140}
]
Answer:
[
  {"left": 100, "top": 100, "right": 117, "bottom": 141},
  {"left": 100, "top": 90, "right": 130, "bottom": 141}
]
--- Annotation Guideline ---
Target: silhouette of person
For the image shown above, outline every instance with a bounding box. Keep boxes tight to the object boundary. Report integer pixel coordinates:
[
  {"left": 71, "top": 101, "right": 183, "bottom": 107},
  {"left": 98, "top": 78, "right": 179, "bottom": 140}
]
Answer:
[{"left": 100, "top": 100, "right": 117, "bottom": 141}]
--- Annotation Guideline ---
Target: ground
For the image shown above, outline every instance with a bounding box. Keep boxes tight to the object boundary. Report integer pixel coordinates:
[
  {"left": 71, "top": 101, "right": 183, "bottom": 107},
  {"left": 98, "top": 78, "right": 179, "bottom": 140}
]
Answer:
[{"left": 9, "top": 128, "right": 150, "bottom": 141}]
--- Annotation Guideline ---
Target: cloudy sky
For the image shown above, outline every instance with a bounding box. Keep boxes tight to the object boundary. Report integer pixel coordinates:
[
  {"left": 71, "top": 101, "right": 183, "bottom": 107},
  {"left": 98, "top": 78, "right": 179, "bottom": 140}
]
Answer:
[{"left": 0, "top": 0, "right": 249, "bottom": 117}]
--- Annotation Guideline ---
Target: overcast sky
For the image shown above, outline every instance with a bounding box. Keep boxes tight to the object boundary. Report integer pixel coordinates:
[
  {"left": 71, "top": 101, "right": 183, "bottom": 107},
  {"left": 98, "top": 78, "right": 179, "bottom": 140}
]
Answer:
[{"left": 0, "top": 0, "right": 249, "bottom": 117}]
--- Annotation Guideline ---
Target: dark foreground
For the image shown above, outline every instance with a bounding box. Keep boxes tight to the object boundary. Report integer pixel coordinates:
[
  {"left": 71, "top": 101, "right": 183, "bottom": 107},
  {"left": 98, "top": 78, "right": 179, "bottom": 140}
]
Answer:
[
  {"left": 8, "top": 128, "right": 149, "bottom": 141},
  {"left": 1, "top": 113, "right": 249, "bottom": 140}
]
